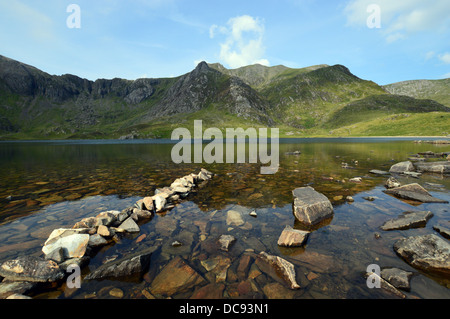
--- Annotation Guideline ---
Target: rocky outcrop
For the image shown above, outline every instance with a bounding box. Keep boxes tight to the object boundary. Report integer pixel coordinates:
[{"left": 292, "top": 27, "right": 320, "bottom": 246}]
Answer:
[
  {"left": 381, "top": 211, "right": 434, "bottom": 231},
  {"left": 292, "top": 187, "right": 334, "bottom": 226},
  {"left": 393, "top": 234, "right": 450, "bottom": 277}
]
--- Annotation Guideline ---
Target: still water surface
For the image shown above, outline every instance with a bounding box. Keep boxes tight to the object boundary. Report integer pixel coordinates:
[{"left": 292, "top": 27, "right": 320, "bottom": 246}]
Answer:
[{"left": 0, "top": 138, "right": 449, "bottom": 299}]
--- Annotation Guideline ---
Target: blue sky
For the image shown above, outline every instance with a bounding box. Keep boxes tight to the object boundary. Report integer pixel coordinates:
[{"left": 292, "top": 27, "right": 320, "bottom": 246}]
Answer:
[{"left": 0, "top": 0, "right": 449, "bottom": 85}]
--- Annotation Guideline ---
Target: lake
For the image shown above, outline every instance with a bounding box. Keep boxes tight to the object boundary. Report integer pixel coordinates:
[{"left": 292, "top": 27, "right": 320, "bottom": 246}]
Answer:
[{"left": 0, "top": 138, "right": 449, "bottom": 299}]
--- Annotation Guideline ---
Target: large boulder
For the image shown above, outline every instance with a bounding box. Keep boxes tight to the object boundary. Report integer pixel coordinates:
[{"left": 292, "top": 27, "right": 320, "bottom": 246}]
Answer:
[
  {"left": 393, "top": 234, "right": 450, "bottom": 277},
  {"left": 42, "top": 231, "right": 91, "bottom": 260},
  {"left": 0, "top": 256, "right": 64, "bottom": 283},
  {"left": 381, "top": 211, "right": 434, "bottom": 231},
  {"left": 292, "top": 187, "right": 334, "bottom": 226},
  {"left": 389, "top": 161, "right": 415, "bottom": 174},
  {"left": 383, "top": 183, "right": 449, "bottom": 203}
]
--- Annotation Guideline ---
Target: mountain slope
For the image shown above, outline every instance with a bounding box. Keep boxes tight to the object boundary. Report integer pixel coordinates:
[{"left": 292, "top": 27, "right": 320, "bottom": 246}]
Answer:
[
  {"left": 326, "top": 94, "right": 450, "bottom": 128},
  {"left": 383, "top": 79, "right": 450, "bottom": 107},
  {"left": 0, "top": 54, "right": 448, "bottom": 139}
]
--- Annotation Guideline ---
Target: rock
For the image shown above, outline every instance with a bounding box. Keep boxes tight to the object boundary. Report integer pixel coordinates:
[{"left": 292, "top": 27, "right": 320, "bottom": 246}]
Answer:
[
  {"left": 97, "top": 225, "right": 110, "bottom": 237},
  {"left": 88, "top": 234, "right": 109, "bottom": 248},
  {"left": 255, "top": 252, "right": 300, "bottom": 290},
  {"left": 85, "top": 246, "right": 158, "bottom": 280},
  {"left": 433, "top": 224, "right": 450, "bottom": 239},
  {"left": 95, "top": 211, "right": 118, "bottom": 227},
  {"left": 42, "top": 233, "right": 90, "bottom": 259},
  {"left": 369, "top": 169, "right": 390, "bottom": 175},
  {"left": 6, "top": 293, "right": 33, "bottom": 299},
  {"left": 389, "top": 161, "right": 415, "bottom": 174},
  {"left": 277, "top": 225, "right": 310, "bottom": 247},
  {"left": 249, "top": 210, "right": 257, "bottom": 217},
  {"left": 118, "top": 217, "right": 140, "bottom": 233},
  {"left": 363, "top": 196, "right": 375, "bottom": 201},
  {"left": 349, "top": 177, "right": 362, "bottom": 183},
  {"left": 59, "top": 257, "right": 90, "bottom": 271},
  {"left": 226, "top": 210, "right": 244, "bottom": 227},
  {"left": 292, "top": 187, "right": 334, "bottom": 226},
  {"left": 44, "top": 247, "right": 65, "bottom": 263},
  {"left": 385, "top": 177, "right": 401, "bottom": 189},
  {"left": 237, "top": 254, "right": 254, "bottom": 280},
  {"left": 109, "top": 288, "right": 124, "bottom": 298},
  {"left": 380, "top": 268, "right": 413, "bottom": 291},
  {"left": 413, "top": 161, "right": 450, "bottom": 174},
  {"left": 171, "top": 240, "right": 183, "bottom": 247},
  {"left": 153, "top": 195, "right": 167, "bottom": 212},
  {"left": 142, "top": 197, "right": 155, "bottom": 211},
  {"left": 133, "top": 208, "right": 153, "bottom": 220},
  {"left": 200, "top": 255, "right": 231, "bottom": 283},
  {"left": 0, "top": 256, "right": 64, "bottom": 283},
  {"left": 365, "top": 271, "right": 406, "bottom": 298},
  {"left": 218, "top": 234, "right": 236, "bottom": 252},
  {"left": 383, "top": 183, "right": 449, "bottom": 203},
  {"left": 190, "top": 283, "right": 225, "bottom": 299},
  {"left": 393, "top": 234, "right": 450, "bottom": 277},
  {"left": 262, "top": 282, "right": 296, "bottom": 299},
  {"left": 150, "top": 256, "right": 207, "bottom": 296},
  {"left": 0, "top": 281, "right": 37, "bottom": 299},
  {"left": 346, "top": 196, "right": 354, "bottom": 202},
  {"left": 381, "top": 211, "right": 433, "bottom": 231}
]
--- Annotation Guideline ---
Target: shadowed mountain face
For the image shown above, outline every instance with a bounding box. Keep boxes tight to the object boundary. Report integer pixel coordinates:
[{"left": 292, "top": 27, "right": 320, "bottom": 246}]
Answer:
[{"left": 0, "top": 54, "right": 448, "bottom": 139}]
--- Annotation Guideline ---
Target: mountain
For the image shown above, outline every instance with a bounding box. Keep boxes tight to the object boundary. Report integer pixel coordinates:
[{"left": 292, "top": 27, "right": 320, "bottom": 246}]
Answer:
[
  {"left": 383, "top": 79, "right": 450, "bottom": 107},
  {"left": 0, "top": 54, "right": 449, "bottom": 139}
]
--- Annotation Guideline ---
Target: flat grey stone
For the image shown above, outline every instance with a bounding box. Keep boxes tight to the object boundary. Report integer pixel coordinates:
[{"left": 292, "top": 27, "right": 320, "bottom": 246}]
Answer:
[
  {"left": 381, "top": 211, "right": 434, "bottom": 231},
  {"left": 292, "top": 187, "right": 334, "bottom": 226}
]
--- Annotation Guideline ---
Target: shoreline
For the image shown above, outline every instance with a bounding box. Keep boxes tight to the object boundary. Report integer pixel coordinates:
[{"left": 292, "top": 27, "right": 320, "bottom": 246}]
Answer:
[{"left": 1, "top": 136, "right": 449, "bottom": 143}]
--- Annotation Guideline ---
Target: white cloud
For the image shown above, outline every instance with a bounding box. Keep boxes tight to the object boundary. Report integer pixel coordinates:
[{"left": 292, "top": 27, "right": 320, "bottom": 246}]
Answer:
[
  {"left": 439, "top": 52, "right": 450, "bottom": 64},
  {"left": 344, "top": 0, "right": 450, "bottom": 42},
  {"left": 441, "top": 72, "right": 450, "bottom": 79},
  {"left": 210, "top": 15, "right": 270, "bottom": 69}
]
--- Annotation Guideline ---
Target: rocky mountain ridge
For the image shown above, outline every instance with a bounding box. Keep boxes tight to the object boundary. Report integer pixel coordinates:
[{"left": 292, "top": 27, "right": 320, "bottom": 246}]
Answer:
[{"left": 0, "top": 54, "right": 448, "bottom": 139}]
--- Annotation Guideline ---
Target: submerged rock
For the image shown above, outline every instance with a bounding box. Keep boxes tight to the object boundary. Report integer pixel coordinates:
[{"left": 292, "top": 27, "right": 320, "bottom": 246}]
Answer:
[
  {"left": 218, "top": 234, "right": 236, "bottom": 252},
  {"left": 383, "top": 183, "right": 449, "bottom": 203},
  {"left": 292, "top": 187, "right": 334, "bottom": 226},
  {"left": 150, "top": 256, "right": 207, "bottom": 296},
  {"left": 381, "top": 211, "right": 434, "bottom": 231},
  {"left": 255, "top": 252, "right": 300, "bottom": 290},
  {"left": 393, "top": 234, "right": 450, "bottom": 277},
  {"left": 277, "top": 225, "right": 310, "bottom": 247},
  {"left": 226, "top": 210, "right": 244, "bottom": 227}
]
